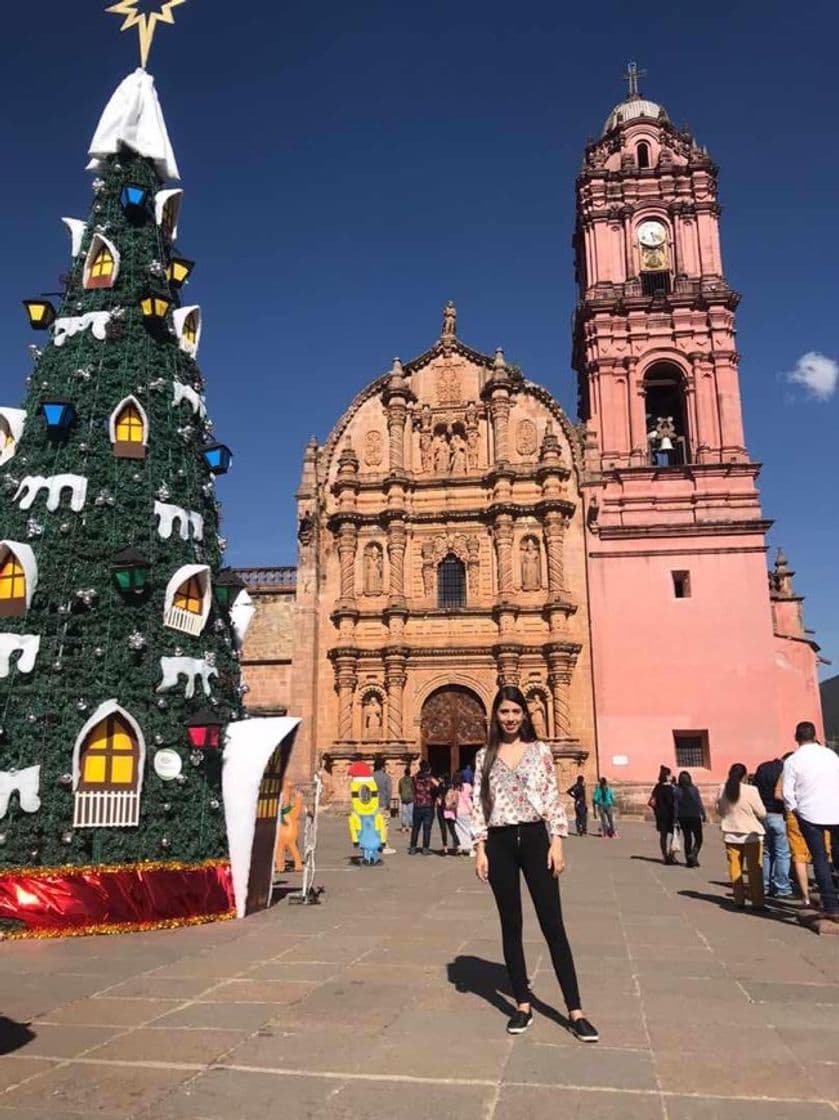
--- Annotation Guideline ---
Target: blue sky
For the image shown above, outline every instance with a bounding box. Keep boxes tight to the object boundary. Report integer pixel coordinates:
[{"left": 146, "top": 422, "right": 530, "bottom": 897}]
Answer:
[{"left": 0, "top": 0, "right": 837, "bottom": 676}]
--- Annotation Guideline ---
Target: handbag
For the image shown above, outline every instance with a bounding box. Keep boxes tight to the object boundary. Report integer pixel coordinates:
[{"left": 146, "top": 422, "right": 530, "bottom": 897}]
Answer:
[{"left": 668, "top": 823, "right": 683, "bottom": 855}]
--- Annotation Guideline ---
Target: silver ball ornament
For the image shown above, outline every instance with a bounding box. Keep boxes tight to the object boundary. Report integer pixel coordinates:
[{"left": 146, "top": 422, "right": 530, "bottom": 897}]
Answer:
[
  {"left": 154, "top": 733, "right": 164, "bottom": 745},
  {"left": 0, "top": 833, "right": 6, "bottom": 845},
  {"left": 27, "top": 712, "right": 37, "bottom": 724},
  {"left": 61, "top": 831, "right": 73, "bottom": 844},
  {"left": 29, "top": 849, "right": 39, "bottom": 860},
  {"left": 59, "top": 522, "right": 71, "bottom": 534},
  {"left": 175, "top": 774, "right": 187, "bottom": 785},
  {"left": 162, "top": 802, "right": 172, "bottom": 813},
  {"left": 190, "top": 750, "right": 203, "bottom": 767},
  {"left": 93, "top": 647, "right": 104, "bottom": 658},
  {"left": 209, "top": 798, "right": 220, "bottom": 810},
  {"left": 52, "top": 660, "right": 63, "bottom": 672},
  {"left": 160, "top": 837, "right": 171, "bottom": 849},
  {"left": 76, "top": 698, "right": 88, "bottom": 712},
  {"left": 59, "top": 772, "right": 73, "bottom": 786},
  {"left": 157, "top": 697, "right": 168, "bottom": 710}
]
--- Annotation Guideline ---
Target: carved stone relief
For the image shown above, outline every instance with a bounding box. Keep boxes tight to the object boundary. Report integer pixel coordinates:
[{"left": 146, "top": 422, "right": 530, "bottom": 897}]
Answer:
[
  {"left": 516, "top": 419, "right": 538, "bottom": 457},
  {"left": 364, "top": 430, "right": 384, "bottom": 467},
  {"left": 436, "top": 357, "right": 464, "bottom": 405}
]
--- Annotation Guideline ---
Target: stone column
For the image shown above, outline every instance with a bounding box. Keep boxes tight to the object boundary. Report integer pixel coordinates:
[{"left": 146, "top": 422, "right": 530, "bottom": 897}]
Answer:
[
  {"left": 336, "top": 522, "right": 358, "bottom": 602},
  {"left": 387, "top": 520, "right": 407, "bottom": 603},
  {"left": 386, "top": 402, "right": 407, "bottom": 473},
  {"left": 384, "top": 649, "right": 407, "bottom": 743},
  {"left": 490, "top": 397, "right": 512, "bottom": 464},
  {"left": 546, "top": 646, "right": 575, "bottom": 739},
  {"left": 333, "top": 651, "right": 358, "bottom": 742},
  {"left": 494, "top": 644, "right": 521, "bottom": 688},
  {"left": 543, "top": 513, "right": 566, "bottom": 597},
  {"left": 493, "top": 515, "right": 514, "bottom": 597}
]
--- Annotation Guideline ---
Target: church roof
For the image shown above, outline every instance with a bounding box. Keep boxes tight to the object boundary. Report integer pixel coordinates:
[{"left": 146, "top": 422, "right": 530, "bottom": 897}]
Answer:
[{"left": 602, "top": 95, "right": 669, "bottom": 136}]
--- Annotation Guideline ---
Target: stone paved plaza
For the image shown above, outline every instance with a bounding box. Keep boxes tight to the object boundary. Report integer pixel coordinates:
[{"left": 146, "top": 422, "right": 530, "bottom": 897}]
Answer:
[{"left": 1, "top": 818, "right": 839, "bottom": 1119}]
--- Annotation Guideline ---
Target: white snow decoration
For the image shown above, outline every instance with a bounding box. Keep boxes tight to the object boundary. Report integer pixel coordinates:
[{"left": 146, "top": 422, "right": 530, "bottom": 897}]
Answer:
[
  {"left": 0, "top": 542, "right": 37, "bottom": 608},
  {"left": 62, "top": 218, "right": 87, "bottom": 258},
  {"left": 87, "top": 68, "right": 180, "bottom": 181},
  {"left": 223, "top": 717, "right": 301, "bottom": 918},
  {"left": 0, "top": 407, "right": 26, "bottom": 467},
  {"left": 230, "top": 588, "right": 255, "bottom": 652},
  {"left": 163, "top": 563, "right": 211, "bottom": 636},
  {"left": 0, "top": 765, "right": 41, "bottom": 818},
  {"left": 172, "top": 305, "right": 201, "bottom": 358},
  {"left": 0, "top": 634, "right": 40, "bottom": 678},
  {"left": 14, "top": 474, "right": 88, "bottom": 513},
  {"left": 82, "top": 232, "right": 121, "bottom": 289},
  {"left": 72, "top": 700, "right": 146, "bottom": 829},
  {"left": 108, "top": 395, "right": 149, "bottom": 448},
  {"left": 156, "top": 655, "right": 218, "bottom": 698},
  {"left": 154, "top": 500, "right": 204, "bottom": 542},
  {"left": 154, "top": 188, "right": 183, "bottom": 238},
  {"left": 54, "top": 310, "right": 116, "bottom": 347},
  {"left": 172, "top": 382, "right": 206, "bottom": 418}
]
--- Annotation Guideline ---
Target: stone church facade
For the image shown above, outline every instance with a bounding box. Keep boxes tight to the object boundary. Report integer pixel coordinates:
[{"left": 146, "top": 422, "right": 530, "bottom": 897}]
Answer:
[
  {"left": 240, "top": 77, "right": 823, "bottom": 799},
  {"left": 283, "top": 308, "right": 597, "bottom": 794}
]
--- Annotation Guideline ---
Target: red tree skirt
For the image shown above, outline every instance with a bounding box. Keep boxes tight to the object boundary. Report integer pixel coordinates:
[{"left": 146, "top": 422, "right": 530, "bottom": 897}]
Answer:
[{"left": 0, "top": 859, "right": 234, "bottom": 936}]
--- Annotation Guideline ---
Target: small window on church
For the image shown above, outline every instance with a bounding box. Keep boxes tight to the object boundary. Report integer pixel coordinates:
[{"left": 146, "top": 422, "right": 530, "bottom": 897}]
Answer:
[
  {"left": 672, "top": 571, "right": 691, "bottom": 599},
  {"left": 674, "top": 731, "right": 709, "bottom": 769},
  {"left": 438, "top": 554, "right": 466, "bottom": 610},
  {"left": 637, "top": 141, "right": 651, "bottom": 169}
]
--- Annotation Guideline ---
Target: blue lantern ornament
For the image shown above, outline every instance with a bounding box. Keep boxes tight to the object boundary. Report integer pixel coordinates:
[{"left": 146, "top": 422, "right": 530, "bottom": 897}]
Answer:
[
  {"left": 120, "top": 184, "right": 148, "bottom": 217},
  {"left": 202, "top": 442, "right": 232, "bottom": 475},
  {"left": 39, "top": 398, "right": 77, "bottom": 436}
]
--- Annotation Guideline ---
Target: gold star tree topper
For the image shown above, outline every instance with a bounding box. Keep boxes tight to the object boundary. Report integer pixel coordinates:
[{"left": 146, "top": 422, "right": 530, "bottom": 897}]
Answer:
[{"left": 106, "top": 0, "right": 187, "bottom": 69}]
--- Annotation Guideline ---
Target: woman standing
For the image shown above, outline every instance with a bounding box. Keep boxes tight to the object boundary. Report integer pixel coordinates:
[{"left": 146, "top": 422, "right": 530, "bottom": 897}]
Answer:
[
  {"left": 716, "top": 763, "right": 767, "bottom": 909},
  {"left": 453, "top": 772, "right": 475, "bottom": 855},
  {"left": 676, "top": 771, "right": 706, "bottom": 867},
  {"left": 437, "top": 774, "right": 458, "bottom": 856},
  {"left": 648, "top": 765, "right": 678, "bottom": 864},
  {"left": 566, "top": 777, "right": 588, "bottom": 836},
  {"left": 593, "top": 777, "right": 617, "bottom": 838},
  {"left": 472, "top": 686, "right": 598, "bottom": 1042}
]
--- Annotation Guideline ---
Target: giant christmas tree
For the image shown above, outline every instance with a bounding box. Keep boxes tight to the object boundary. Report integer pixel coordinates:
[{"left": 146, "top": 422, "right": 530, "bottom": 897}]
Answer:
[{"left": 0, "top": 55, "right": 249, "bottom": 935}]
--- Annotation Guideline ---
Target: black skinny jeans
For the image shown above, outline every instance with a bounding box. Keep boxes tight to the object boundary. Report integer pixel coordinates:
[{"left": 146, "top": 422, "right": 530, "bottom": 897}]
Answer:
[
  {"left": 679, "top": 818, "right": 703, "bottom": 859},
  {"left": 486, "top": 821, "right": 581, "bottom": 1011},
  {"left": 437, "top": 807, "right": 458, "bottom": 849},
  {"left": 410, "top": 805, "right": 434, "bottom": 849}
]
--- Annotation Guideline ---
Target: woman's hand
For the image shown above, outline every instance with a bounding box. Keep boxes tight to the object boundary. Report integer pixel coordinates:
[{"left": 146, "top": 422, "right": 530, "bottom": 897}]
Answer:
[
  {"left": 547, "top": 837, "right": 566, "bottom": 877},
  {"left": 475, "top": 844, "right": 489, "bottom": 883}
]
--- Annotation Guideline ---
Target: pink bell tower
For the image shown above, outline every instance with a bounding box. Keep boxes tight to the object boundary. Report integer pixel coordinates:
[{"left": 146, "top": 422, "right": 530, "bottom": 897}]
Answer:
[{"left": 575, "top": 65, "right": 822, "bottom": 792}]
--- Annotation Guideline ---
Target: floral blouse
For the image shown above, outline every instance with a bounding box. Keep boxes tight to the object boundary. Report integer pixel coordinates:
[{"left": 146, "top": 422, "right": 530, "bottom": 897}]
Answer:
[{"left": 471, "top": 741, "right": 568, "bottom": 841}]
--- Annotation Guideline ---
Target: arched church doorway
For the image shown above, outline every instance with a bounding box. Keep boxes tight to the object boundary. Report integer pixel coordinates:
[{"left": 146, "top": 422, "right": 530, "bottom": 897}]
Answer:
[{"left": 420, "top": 686, "right": 486, "bottom": 776}]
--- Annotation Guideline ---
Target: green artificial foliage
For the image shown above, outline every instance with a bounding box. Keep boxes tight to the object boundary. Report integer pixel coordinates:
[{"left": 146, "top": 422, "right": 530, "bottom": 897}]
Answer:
[{"left": 0, "top": 148, "right": 243, "bottom": 870}]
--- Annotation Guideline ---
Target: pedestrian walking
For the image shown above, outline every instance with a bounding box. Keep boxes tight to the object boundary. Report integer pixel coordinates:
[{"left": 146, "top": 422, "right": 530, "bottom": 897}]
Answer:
[
  {"left": 440, "top": 776, "right": 460, "bottom": 855},
  {"left": 593, "top": 777, "right": 617, "bottom": 838},
  {"left": 453, "top": 772, "right": 475, "bottom": 855},
  {"left": 372, "top": 755, "right": 396, "bottom": 854},
  {"left": 566, "top": 777, "right": 588, "bottom": 836},
  {"left": 397, "top": 764, "right": 414, "bottom": 833},
  {"left": 781, "top": 722, "right": 839, "bottom": 919},
  {"left": 648, "top": 765, "right": 678, "bottom": 864},
  {"left": 716, "top": 763, "right": 766, "bottom": 909},
  {"left": 676, "top": 771, "right": 706, "bottom": 867},
  {"left": 408, "top": 760, "right": 437, "bottom": 855},
  {"left": 472, "top": 685, "right": 598, "bottom": 1042},
  {"left": 753, "top": 753, "right": 793, "bottom": 898}
]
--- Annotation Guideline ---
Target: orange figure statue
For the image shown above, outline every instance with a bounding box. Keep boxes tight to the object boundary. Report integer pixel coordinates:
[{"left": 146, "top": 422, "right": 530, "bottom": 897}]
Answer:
[{"left": 275, "top": 780, "right": 304, "bottom": 873}]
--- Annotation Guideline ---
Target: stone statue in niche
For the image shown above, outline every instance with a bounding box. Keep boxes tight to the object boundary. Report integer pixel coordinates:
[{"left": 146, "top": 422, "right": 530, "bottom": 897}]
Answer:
[
  {"left": 363, "top": 542, "right": 384, "bottom": 595},
  {"left": 520, "top": 537, "right": 542, "bottom": 591},
  {"left": 363, "top": 695, "right": 382, "bottom": 740},
  {"left": 442, "top": 299, "right": 457, "bottom": 338},
  {"left": 449, "top": 431, "right": 466, "bottom": 473},
  {"left": 465, "top": 401, "right": 478, "bottom": 428},
  {"left": 466, "top": 427, "right": 479, "bottom": 469},
  {"left": 528, "top": 694, "right": 548, "bottom": 740},
  {"left": 433, "top": 430, "right": 450, "bottom": 472},
  {"left": 421, "top": 540, "right": 435, "bottom": 598},
  {"left": 364, "top": 430, "right": 383, "bottom": 467},
  {"left": 419, "top": 429, "right": 433, "bottom": 472}
]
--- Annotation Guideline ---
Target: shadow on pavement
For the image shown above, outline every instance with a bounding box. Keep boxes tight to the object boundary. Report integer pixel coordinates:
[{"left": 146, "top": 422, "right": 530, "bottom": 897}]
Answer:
[
  {"left": 677, "top": 889, "right": 802, "bottom": 925},
  {"left": 0, "top": 1017, "right": 35, "bottom": 1055},
  {"left": 446, "top": 955, "right": 573, "bottom": 1030}
]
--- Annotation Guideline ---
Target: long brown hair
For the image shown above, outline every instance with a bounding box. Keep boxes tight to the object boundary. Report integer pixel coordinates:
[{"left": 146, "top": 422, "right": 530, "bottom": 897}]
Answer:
[
  {"left": 480, "top": 686, "right": 537, "bottom": 824},
  {"left": 723, "top": 763, "right": 747, "bottom": 805}
]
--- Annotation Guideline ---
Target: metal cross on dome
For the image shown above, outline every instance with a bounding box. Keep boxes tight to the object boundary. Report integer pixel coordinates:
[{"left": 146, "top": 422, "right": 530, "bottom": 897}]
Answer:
[
  {"left": 106, "top": 0, "right": 187, "bottom": 69},
  {"left": 623, "top": 60, "right": 646, "bottom": 99}
]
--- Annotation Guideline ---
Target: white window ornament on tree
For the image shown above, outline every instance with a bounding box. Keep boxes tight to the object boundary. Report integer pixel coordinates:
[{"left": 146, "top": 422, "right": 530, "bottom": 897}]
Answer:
[
  {"left": 72, "top": 700, "right": 146, "bottom": 828},
  {"left": 0, "top": 407, "right": 26, "bottom": 467},
  {"left": 172, "top": 305, "right": 201, "bottom": 358},
  {"left": 163, "top": 564, "right": 212, "bottom": 636},
  {"left": 61, "top": 217, "right": 87, "bottom": 258},
  {"left": 154, "top": 188, "right": 183, "bottom": 241},
  {"left": 109, "top": 395, "right": 149, "bottom": 459},
  {"left": 82, "top": 232, "right": 121, "bottom": 290},
  {"left": 0, "top": 541, "right": 37, "bottom": 618}
]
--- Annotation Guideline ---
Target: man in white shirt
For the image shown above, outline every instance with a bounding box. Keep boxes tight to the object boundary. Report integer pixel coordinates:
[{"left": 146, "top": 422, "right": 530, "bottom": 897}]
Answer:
[{"left": 782, "top": 721, "right": 839, "bottom": 917}]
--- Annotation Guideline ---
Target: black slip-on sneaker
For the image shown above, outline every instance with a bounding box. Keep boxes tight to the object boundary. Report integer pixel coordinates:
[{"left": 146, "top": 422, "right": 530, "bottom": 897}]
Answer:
[
  {"left": 506, "top": 1009, "right": 533, "bottom": 1035},
  {"left": 570, "top": 1017, "right": 599, "bottom": 1043}
]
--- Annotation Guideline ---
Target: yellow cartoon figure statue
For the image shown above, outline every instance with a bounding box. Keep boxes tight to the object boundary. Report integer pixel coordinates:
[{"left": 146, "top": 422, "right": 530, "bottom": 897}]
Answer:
[
  {"left": 348, "top": 776, "right": 387, "bottom": 865},
  {"left": 275, "top": 779, "right": 304, "bottom": 873}
]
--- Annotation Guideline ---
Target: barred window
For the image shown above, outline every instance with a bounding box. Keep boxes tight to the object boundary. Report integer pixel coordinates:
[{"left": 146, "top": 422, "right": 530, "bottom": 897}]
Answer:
[
  {"left": 437, "top": 553, "right": 466, "bottom": 609},
  {"left": 674, "top": 731, "right": 709, "bottom": 769}
]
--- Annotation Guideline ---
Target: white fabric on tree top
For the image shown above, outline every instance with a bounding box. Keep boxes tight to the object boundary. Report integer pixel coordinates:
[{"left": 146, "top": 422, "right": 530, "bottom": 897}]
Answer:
[
  {"left": 87, "top": 68, "right": 180, "bottom": 181},
  {"left": 62, "top": 218, "right": 87, "bottom": 258}
]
